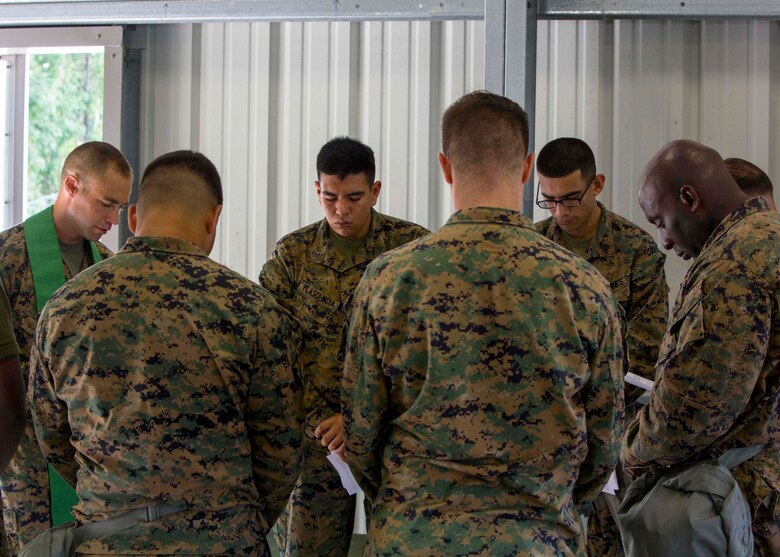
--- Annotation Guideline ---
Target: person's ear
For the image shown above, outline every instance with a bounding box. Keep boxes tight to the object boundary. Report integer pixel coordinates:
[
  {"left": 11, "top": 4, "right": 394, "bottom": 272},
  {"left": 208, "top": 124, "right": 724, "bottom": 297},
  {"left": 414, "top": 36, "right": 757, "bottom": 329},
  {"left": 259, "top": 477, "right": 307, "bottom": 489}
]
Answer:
[
  {"left": 127, "top": 204, "right": 138, "bottom": 233},
  {"left": 207, "top": 205, "right": 222, "bottom": 235},
  {"left": 64, "top": 175, "right": 79, "bottom": 198},
  {"left": 369, "top": 181, "right": 382, "bottom": 206},
  {"left": 679, "top": 184, "right": 700, "bottom": 212},
  {"left": 592, "top": 174, "right": 606, "bottom": 196},
  {"left": 520, "top": 152, "right": 535, "bottom": 185},
  {"left": 438, "top": 152, "right": 453, "bottom": 185}
]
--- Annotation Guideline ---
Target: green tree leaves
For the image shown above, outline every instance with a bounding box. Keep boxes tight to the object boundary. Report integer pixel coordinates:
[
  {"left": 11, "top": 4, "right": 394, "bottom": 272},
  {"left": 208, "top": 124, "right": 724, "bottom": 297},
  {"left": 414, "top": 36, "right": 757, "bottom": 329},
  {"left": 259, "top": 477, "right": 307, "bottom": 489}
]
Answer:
[{"left": 27, "top": 52, "right": 103, "bottom": 215}]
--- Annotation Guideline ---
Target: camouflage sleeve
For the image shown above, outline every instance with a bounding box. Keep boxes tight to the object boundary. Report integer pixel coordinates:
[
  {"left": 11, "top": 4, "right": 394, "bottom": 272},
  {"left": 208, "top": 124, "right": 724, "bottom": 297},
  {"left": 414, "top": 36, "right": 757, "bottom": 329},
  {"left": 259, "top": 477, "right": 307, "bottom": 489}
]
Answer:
[
  {"left": 342, "top": 272, "right": 386, "bottom": 502},
  {"left": 247, "top": 299, "right": 304, "bottom": 526},
  {"left": 30, "top": 319, "right": 77, "bottom": 486},
  {"left": 258, "top": 243, "right": 295, "bottom": 311},
  {"left": 573, "top": 295, "right": 626, "bottom": 510},
  {"left": 621, "top": 258, "right": 767, "bottom": 470},
  {"left": 624, "top": 247, "right": 669, "bottom": 383}
]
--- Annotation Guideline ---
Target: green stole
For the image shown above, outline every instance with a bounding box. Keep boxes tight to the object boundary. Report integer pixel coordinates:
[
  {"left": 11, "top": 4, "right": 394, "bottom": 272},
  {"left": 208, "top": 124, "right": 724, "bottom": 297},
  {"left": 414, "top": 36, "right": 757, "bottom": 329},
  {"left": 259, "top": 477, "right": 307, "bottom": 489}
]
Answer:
[{"left": 23, "top": 205, "right": 102, "bottom": 526}]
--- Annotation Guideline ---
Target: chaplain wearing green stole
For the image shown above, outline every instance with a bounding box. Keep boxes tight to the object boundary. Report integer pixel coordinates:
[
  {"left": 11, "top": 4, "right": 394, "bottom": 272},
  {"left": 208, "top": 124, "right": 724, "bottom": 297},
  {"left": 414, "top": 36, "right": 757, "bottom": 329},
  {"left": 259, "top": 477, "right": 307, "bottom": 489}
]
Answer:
[{"left": 0, "top": 141, "right": 131, "bottom": 555}]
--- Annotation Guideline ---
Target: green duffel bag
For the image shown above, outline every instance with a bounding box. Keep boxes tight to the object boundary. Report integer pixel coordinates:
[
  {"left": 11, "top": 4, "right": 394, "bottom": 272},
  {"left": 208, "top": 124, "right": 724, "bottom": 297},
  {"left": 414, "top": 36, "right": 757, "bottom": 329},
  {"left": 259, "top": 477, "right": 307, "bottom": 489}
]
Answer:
[{"left": 616, "top": 445, "right": 763, "bottom": 557}]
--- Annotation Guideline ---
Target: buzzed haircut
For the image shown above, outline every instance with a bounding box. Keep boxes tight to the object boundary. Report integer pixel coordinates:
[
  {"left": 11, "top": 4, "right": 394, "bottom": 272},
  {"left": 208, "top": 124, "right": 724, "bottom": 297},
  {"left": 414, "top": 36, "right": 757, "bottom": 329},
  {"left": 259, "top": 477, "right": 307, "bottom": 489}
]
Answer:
[
  {"left": 138, "top": 150, "right": 223, "bottom": 211},
  {"left": 61, "top": 141, "right": 132, "bottom": 182},
  {"left": 441, "top": 90, "right": 529, "bottom": 176},
  {"left": 317, "top": 137, "right": 376, "bottom": 184},
  {"left": 536, "top": 137, "right": 597, "bottom": 181},
  {"left": 725, "top": 157, "right": 774, "bottom": 199}
]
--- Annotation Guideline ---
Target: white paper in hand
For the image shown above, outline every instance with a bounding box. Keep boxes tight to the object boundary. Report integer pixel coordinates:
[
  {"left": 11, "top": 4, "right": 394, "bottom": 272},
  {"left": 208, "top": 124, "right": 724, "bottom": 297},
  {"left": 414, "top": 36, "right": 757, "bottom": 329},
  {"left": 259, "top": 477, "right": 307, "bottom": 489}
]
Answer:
[
  {"left": 326, "top": 451, "right": 361, "bottom": 495},
  {"left": 602, "top": 470, "right": 619, "bottom": 495},
  {"left": 625, "top": 372, "right": 654, "bottom": 392}
]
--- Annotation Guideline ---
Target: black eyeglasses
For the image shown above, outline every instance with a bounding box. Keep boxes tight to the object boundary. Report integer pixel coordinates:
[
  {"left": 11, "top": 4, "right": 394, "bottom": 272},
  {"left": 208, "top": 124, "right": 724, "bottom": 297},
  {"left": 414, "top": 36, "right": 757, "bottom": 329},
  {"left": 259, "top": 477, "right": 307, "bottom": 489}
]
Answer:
[{"left": 536, "top": 175, "right": 596, "bottom": 209}]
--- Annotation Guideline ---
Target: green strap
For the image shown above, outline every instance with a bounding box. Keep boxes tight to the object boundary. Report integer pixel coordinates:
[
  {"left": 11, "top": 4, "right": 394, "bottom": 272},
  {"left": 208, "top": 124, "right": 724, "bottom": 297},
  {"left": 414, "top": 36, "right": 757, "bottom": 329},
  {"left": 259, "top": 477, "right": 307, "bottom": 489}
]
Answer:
[{"left": 23, "top": 205, "right": 103, "bottom": 526}]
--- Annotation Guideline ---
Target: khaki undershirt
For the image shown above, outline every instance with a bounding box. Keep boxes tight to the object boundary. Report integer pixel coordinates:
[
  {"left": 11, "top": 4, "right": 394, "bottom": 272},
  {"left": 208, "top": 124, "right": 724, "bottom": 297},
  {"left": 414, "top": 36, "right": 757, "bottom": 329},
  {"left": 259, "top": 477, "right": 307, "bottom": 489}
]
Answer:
[
  {"left": 328, "top": 227, "right": 365, "bottom": 260},
  {"left": 59, "top": 239, "right": 89, "bottom": 278},
  {"left": 560, "top": 229, "right": 595, "bottom": 258}
]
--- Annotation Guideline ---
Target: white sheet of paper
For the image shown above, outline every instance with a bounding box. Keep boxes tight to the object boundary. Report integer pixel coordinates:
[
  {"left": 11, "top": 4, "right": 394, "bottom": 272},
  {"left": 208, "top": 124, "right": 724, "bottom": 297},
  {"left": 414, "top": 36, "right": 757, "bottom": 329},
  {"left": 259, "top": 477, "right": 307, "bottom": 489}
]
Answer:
[
  {"left": 602, "top": 470, "right": 619, "bottom": 495},
  {"left": 326, "top": 452, "right": 361, "bottom": 496},
  {"left": 625, "top": 372, "right": 654, "bottom": 392}
]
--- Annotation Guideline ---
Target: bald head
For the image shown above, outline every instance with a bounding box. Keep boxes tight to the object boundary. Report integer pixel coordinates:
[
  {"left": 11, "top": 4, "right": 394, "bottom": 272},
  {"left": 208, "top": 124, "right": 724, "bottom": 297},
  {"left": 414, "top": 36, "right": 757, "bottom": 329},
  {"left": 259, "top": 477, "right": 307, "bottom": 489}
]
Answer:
[
  {"left": 130, "top": 151, "right": 223, "bottom": 254},
  {"left": 638, "top": 140, "right": 747, "bottom": 260}
]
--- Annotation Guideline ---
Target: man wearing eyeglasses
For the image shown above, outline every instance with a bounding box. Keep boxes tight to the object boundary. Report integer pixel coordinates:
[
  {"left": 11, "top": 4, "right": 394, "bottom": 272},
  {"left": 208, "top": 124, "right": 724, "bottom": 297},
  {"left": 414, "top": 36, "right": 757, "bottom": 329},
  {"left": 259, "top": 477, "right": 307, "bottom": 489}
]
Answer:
[{"left": 535, "top": 137, "right": 669, "bottom": 557}]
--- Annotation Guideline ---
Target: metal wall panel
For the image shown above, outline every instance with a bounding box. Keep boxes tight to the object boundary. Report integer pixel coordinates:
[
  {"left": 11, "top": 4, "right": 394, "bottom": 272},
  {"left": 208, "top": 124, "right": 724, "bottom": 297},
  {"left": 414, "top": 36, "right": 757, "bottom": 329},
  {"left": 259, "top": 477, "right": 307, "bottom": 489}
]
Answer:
[
  {"left": 140, "top": 20, "right": 485, "bottom": 279},
  {"left": 535, "top": 18, "right": 778, "bottom": 299},
  {"left": 140, "top": 19, "right": 778, "bottom": 301}
]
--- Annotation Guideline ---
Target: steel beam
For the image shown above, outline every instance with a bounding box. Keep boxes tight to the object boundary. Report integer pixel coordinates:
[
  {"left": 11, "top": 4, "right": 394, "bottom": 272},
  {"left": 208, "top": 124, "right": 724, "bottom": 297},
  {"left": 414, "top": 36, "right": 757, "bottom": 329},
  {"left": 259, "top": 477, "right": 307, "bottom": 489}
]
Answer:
[
  {"left": 0, "top": 0, "right": 484, "bottom": 27},
  {"left": 538, "top": 0, "right": 780, "bottom": 20},
  {"left": 484, "top": 0, "right": 537, "bottom": 217}
]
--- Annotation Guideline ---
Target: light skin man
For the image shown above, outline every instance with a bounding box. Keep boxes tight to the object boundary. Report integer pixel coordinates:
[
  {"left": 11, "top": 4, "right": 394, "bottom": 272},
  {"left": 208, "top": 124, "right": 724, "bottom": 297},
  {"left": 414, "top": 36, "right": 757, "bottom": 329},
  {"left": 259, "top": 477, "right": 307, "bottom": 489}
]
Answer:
[{"left": 0, "top": 141, "right": 132, "bottom": 554}]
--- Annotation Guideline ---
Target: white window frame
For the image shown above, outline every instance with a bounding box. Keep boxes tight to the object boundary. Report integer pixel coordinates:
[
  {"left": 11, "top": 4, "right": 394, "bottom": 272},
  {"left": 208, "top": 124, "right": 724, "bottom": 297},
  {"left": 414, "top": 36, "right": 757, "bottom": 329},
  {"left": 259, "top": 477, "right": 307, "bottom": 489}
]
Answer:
[{"left": 0, "top": 26, "right": 123, "bottom": 247}]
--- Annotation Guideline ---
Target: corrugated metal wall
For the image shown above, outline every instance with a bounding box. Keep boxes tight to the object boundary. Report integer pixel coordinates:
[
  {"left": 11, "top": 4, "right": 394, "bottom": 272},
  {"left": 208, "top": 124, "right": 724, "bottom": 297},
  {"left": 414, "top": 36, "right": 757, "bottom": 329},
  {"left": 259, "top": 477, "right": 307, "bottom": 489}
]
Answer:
[
  {"left": 140, "top": 20, "right": 484, "bottom": 280},
  {"left": 140, "top": 19, "right": 779, "bottom": 297}
]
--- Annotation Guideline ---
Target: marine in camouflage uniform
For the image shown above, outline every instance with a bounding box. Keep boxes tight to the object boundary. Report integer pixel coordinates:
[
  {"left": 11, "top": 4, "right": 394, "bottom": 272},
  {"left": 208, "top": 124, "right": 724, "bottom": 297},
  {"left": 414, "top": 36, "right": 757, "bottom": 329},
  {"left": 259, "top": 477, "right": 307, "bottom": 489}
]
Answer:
[
  {"left": 0, "top": 142, "right": 131, "bottom": 555},
  {"left": 621, "top": 140, "right": 780, "bottom": 557},
  {"left": 30, "top": 150, "right": 304, "bottom": 556},
  {"left": 260, "top": 138, "right": 428, "bottom": 557},
  {"left": 343, "top": 91, "right": 626, "bottom": 557},
  {"left": 534, "top": 138, "right": 669, "bottom": 556}
]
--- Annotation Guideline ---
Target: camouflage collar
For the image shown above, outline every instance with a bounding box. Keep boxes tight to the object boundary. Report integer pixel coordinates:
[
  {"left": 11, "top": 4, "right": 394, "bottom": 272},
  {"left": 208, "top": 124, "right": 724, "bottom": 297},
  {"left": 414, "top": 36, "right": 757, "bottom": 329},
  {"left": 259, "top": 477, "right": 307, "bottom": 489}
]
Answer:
[
  {"left": 446, "top": 206, "right": 533, "bottom": 228},
  {"left": 121, "top": 236, "right": 209, "bottom": 257},
  {"left": 540, "top": 202, "right": 613, "bottom": 260},
  {"left": 700, "top": 196, "right": 771, "bottom": 255},
  {"left": 309, "top": 209, "right": 386, "bottom": 271}
]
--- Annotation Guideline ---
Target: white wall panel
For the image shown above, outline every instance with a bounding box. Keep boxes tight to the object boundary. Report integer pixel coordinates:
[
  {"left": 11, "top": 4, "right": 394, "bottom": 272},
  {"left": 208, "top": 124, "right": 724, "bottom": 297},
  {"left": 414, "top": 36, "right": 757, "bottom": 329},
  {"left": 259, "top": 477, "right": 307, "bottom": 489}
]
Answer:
[{"left": 140, "top": 20, "right": 484, "bottom": 279}]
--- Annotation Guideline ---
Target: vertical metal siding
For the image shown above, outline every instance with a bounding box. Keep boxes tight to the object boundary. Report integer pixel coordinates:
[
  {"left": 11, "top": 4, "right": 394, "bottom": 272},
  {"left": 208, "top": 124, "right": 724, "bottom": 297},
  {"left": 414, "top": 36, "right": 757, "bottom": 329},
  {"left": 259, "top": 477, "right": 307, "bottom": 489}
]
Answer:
[
  {"left": 140, "top": 20, "right": 485, "bottom": 279},
  {"left": 141, "top": 19, "right": 778, "bottom": 298}
]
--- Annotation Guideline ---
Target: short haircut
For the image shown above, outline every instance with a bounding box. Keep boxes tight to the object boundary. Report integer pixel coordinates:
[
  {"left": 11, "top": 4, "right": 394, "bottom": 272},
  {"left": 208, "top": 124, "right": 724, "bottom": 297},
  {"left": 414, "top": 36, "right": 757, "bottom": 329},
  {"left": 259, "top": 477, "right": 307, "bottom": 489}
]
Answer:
[
  {"left": 61, "top": 141, "right": 132, "bottom": 182},
  {"left": 536, "top": 137, "right": 597, "bottom": 181},
  {"left": 138, "top": 150, "right": 223, "bottom": 211},
  {"left": 316, "top": 137, "right": 376, "bottom": 184},
  {"left": 725, "top": 157, "right": 773, "bottom": 198},
  {"left": 441, "top": 90, "right": 529, "bottom": 176}
]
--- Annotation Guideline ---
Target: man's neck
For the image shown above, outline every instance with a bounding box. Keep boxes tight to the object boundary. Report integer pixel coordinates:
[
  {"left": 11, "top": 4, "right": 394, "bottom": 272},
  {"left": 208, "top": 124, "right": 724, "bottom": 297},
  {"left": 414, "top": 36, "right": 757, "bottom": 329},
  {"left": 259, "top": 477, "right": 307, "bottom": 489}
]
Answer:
[{"left": 51, "top": 198, "right": 81, "bottom": 244}]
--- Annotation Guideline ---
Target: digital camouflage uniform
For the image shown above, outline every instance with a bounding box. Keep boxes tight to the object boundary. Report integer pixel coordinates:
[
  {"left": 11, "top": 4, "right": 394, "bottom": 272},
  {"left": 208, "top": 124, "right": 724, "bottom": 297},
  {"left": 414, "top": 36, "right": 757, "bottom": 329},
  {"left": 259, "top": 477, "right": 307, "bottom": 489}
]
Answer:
[
  {"left": 0, "top": 282, "right": 20, "bottom": 557},
  {"left": 259, "top": 210, "right": 428, "bottom": 557},
  {"left": 0, "top": 221, "right": 111, "bottom": 556},
  {"left": 621, "top": 197, "right": 780, "bottom": 557},
  {"left": 537, "top": 202, "right": 669, "bottom": 556},
  {"left": 30, "top": 236, "right": 304, "bottom": 556},
  {"left": 343, "top": 207, "right": 626, "bottom": 557}
]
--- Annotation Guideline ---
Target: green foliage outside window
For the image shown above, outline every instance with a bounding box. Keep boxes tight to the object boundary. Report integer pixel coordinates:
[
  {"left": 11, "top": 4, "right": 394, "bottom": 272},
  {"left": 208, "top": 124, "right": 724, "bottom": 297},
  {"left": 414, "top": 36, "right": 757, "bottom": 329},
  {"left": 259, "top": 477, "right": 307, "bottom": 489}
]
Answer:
[{"left": 26, "top": 52, "right": 103, "bottom": 216}]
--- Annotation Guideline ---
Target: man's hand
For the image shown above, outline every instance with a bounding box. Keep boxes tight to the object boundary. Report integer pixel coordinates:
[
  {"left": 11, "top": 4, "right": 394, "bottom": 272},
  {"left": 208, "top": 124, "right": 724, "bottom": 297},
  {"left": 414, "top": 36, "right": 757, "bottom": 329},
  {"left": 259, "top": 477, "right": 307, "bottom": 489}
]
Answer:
[{"left": 314, "top": 413, "right": 345, "bottom": 456}]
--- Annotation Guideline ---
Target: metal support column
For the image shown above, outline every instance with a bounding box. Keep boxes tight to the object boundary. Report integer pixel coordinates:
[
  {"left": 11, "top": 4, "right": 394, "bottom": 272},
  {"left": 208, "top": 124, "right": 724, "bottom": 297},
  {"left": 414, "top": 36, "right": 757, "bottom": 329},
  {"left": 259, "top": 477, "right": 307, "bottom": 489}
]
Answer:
[
  {"left": 484, "top": 0, "right": 537, "bottom": 217},
  {"left": 118, "top": 27, "right": 144, "bottom": 245}
]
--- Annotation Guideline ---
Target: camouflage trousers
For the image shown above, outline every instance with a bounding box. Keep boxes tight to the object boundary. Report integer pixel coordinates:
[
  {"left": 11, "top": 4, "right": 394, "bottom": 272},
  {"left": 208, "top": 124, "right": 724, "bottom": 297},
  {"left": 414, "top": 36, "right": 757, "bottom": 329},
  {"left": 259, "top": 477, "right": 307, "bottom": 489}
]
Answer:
[
  {"left": 0, "top": 416, "right": 51, "bottom": 556},
  {"left": 272, "top": 437, "right": 356, "bottom": 557},
  {"left": 586, "top": 494, "right": 623, "bottom": 557}
]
